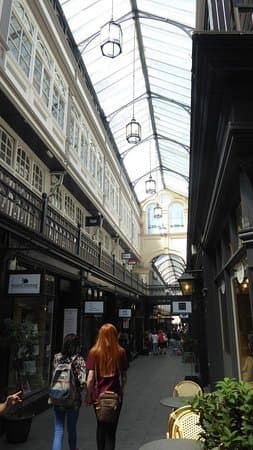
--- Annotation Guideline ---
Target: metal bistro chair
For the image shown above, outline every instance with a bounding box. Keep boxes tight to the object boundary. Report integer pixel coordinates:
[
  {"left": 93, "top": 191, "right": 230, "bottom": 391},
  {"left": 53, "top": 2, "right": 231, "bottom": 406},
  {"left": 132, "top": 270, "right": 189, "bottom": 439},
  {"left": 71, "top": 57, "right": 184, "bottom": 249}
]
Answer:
[
  {"left": 172, "top": 380, "right": 202, "bottom": 398},
  {"left": 167, "top": 405, "right": 203, "bottom": 440}
]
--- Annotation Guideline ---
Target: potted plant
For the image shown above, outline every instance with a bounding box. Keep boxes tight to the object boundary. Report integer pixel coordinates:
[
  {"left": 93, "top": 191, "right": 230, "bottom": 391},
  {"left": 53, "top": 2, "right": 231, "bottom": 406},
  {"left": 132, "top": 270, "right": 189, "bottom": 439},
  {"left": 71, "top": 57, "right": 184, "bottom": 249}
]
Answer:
[
  {"left": 0, "top": 318, "right": 36, "bottom": 443},
  {"left": 191, "top": 377, "right": 253, "bottom": 449}
]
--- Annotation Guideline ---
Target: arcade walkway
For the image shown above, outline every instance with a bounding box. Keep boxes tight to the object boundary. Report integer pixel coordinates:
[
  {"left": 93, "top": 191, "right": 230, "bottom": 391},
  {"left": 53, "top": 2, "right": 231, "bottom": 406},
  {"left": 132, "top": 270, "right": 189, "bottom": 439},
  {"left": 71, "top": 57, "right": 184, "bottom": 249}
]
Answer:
[{"left": 1, "top": 350, "right": 196, "bottom": 450}]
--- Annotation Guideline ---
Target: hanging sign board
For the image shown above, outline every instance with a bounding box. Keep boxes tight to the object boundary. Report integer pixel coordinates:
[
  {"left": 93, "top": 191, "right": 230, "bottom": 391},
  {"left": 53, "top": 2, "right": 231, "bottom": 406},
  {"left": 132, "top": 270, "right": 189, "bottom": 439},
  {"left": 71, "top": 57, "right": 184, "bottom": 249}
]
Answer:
[
  {"left": 8, "top": 273, "right": 41, "bottom": 295},
  {"left": 122, "top": 253, "right": 132, "bottom": 259},
  {"left": 85, "top": 216, "right": 101, "bottom": 226},
  {"left": 127, "top": 258, "right": 137, "bottom": 265},
  {"left": 63, "top": 308, "right": 78, "bottom": 338},
  {"left": 119, "top": 309, "right": 132, "bottom": 318},
  {"left": 172, "top": 301, "right": 192, "bottom": 314},
  {"left": 85, "top": 301, "right": 104, "bottom": 314}
]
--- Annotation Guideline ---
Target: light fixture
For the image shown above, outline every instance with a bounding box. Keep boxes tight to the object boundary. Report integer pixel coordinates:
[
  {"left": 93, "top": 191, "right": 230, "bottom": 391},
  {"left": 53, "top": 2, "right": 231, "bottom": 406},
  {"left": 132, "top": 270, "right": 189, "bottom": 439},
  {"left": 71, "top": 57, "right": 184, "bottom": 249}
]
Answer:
[
  {"left": 145, "top": 140, "right": 156, "bottom": 194},
  {"left": 126, "top": 23, "right": 141, "bottom": 144},
  {"left": 145, "top": 174, "right": 156, "bottom": 194},
  {"left": 100, "top": 0, "right": 122, "bottom": 58},
  {"left": 178, "top": 272, "right": 195, "bottom": 296},
  {"left": 154, "top": 203, "right": 162, "bottom": 219}
]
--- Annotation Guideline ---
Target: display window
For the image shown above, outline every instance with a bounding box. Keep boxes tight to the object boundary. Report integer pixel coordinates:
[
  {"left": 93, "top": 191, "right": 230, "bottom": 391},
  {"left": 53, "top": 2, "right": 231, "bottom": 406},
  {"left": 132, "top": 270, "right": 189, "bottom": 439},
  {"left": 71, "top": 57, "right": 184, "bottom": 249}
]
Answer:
[
  {"left": 232, "top": 273, "right": 253, "bottom": 384},
  {"left": 8, "top": 289, "right": 54, "bottom": 395}
]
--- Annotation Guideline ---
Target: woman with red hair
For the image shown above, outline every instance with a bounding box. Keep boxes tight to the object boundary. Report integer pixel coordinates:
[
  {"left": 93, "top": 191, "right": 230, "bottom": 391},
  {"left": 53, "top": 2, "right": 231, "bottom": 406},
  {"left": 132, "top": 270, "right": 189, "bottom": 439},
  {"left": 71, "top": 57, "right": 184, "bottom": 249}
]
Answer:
[{"left": 86, "top": 323, "right": 128, "bottom": 450}]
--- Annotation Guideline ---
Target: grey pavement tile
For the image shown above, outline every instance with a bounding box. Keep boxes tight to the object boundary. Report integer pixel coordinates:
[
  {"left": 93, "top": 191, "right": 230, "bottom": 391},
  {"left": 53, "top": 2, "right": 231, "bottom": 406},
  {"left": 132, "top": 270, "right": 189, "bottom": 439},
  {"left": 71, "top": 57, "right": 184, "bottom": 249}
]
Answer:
[{"left": 0, "top": 351, "right": 196, "bottom": 449}]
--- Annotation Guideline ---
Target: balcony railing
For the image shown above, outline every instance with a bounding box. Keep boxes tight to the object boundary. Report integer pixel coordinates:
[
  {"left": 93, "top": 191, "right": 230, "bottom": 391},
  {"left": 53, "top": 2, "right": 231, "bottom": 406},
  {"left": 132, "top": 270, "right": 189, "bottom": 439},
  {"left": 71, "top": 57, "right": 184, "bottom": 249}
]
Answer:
[{"left": 0, "top": 166, "right": 146, "bottom": 293}]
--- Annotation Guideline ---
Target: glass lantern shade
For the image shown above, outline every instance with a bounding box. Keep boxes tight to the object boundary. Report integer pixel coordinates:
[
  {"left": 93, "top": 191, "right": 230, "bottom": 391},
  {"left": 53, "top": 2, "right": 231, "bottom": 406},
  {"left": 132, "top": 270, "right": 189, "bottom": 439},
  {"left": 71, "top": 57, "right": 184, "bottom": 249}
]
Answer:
[
  {"left": 154, "top": 204, "right": 162, "bottom": 218},
  {"left": 145, "top": 175, "right": 156, "bottom": 194},
  {"left": 126, "top": 118, "right": 141, "bottom": 144},
  {"left": 100, "top": 21, "right": 122, "bottom": 58},
  {"left": 178, "top": 272, "right": 195, "bottom": 296}
]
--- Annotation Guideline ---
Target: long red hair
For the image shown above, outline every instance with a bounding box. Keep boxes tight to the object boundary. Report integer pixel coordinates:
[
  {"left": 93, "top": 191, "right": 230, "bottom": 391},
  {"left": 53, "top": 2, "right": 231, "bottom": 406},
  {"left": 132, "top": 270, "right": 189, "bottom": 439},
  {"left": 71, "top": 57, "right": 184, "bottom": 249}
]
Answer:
[{"left": 91, "top": 323, "right": 122, "bottom": 376}]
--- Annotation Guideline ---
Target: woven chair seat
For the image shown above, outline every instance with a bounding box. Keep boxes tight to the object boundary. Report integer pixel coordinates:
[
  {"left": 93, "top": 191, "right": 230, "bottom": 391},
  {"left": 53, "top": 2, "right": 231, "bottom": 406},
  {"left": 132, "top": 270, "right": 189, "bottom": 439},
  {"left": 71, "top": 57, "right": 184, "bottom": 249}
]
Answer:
[
  {"left": 172, "top": 380, "right": 202, "bottom": 397},
  {"left": 167, "top": 405, "right": 203, "bottom": 440}
]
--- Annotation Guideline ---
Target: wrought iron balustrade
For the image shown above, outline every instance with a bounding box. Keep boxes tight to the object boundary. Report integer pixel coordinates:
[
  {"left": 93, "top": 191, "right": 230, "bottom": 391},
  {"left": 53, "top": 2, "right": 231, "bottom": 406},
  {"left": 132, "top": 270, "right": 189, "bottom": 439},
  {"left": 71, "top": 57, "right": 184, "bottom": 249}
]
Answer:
[
  {"left": 0, "top": 167, "right": 42, "bottom": 232},
  {"left": 0, "top": 166, "right": 145, "bottom": 293}
]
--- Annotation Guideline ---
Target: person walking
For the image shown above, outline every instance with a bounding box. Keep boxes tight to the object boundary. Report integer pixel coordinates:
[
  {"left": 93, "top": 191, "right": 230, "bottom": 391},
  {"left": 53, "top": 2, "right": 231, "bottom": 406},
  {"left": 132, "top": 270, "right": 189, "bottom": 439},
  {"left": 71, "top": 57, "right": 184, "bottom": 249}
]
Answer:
[
  {"left": 86, "top": 323, "right": 128, "bottom": 450},
  {"left": 151, "top": 330, "right": 159, "bottom": 355},
  {"left": 50, "top": 333, "right": 86, "bottom": 450}
]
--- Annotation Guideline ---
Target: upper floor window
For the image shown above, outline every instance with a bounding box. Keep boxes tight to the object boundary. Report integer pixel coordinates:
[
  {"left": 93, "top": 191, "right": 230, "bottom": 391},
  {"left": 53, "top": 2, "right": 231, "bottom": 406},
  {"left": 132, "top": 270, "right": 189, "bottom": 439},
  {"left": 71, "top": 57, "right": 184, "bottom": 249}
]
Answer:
[
  {"left": 80, "top": 127, "right": 89, "bottom": 169},
  {"left": 32, "top": 163, "right": 43, "bottom": 192},
  {"left": 52, "top": 85, "right": 65, "bottom": 129},
  {"left": 33, "top": 54, "right": 51, "bottom": 106},
  {"left": 65, "top": 195, "right": 75, "bottom": 220},
  {"left": 169, "top": 203, "right": 184, "bottom": 228},
  {"left": 0, "top": 127, "right": 13, "bottom": 166},
  {"left": 147, "top": 203, "right": 162, "bottom": 234},
  {"left": 51, "top": 70, "right": 66, "bottom": 129},
  {"left": 33, "top": 36, "right": 52, "bottom": 107},
  {"left": 8, "top": 1, "right": 34, "bottom": 78},
  {"left": 76, "top": 206, "right": 83, "bottom": 227},
  {"left": 69, "top": 107, "right": 80, "bottom": 155},
  {"left": 96, "top": 153, "right": 103, "bottom": 189},
  {"left": 16, "top": 147, "right": 30, "bottom": 181},
  {"left": 50, "top": 188, "right": 62, "bottom": 210}
]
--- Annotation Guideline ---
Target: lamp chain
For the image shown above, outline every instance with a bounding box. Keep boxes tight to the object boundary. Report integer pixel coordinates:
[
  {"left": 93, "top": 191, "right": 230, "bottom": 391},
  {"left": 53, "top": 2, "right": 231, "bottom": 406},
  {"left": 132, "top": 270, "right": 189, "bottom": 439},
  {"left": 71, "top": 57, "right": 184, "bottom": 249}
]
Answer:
[
  {"left": 111, "top": 0, "right": 114, "bottom": 20},
  {"left": 132, "top": 23, "right": 136, "bottom": 119}
]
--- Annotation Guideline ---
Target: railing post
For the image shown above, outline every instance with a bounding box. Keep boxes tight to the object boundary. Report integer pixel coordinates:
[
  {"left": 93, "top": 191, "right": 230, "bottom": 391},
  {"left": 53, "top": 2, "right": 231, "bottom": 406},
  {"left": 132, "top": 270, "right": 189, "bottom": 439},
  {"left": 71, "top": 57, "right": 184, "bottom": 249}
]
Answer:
[
  {"left": 98, "top": 242, "right": 101, "bottom": 267},
  {"left": 112, "top": 254, "right": 115, "bottom": 275},
  {"left": 76, "top": 223, "right": 81, "bottom": 255},
  {"left": 40, "top": 193, "right": 48, "bottom": 234}
]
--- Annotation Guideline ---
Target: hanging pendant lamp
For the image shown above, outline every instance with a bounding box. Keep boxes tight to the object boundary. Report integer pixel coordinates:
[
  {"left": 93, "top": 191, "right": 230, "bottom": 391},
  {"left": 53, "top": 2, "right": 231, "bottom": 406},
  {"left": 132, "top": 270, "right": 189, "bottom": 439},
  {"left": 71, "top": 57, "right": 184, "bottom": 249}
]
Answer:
[
  {"left": 100, "top": 20, "right": 122, "bottom": 58},
  {"left": 100, "top": 0, "right": 122, "bottom": 58},
  {"left": 126, "top": 22, "right": 141, "bottom": 143},
  {"left": 145, "top": 174, "right": 156, "bottom": 194},
  {"left": 154, "top": 203, "right": 162, "bottom": 219},
  {"left": 145, "top": 140, "right": 156, "bottom": 194}
]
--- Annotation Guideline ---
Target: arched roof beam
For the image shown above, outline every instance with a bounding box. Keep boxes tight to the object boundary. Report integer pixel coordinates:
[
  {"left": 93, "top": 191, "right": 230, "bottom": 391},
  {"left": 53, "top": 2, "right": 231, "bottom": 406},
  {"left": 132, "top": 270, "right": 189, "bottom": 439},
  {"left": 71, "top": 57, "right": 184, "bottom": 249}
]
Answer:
[
  {"left": 131, "top": 165, "right": 188, "bottom": 187},
  {"left": 152, "top": 93, "right": 191, "bottom": 115}
]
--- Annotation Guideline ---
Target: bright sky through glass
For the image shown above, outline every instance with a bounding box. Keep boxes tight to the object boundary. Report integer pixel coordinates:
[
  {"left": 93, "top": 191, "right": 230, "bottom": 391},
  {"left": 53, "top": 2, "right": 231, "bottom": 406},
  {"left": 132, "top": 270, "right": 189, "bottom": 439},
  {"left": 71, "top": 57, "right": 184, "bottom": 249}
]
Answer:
[{"left": 59, "top": 0, "right": 195, "bottom": 203}]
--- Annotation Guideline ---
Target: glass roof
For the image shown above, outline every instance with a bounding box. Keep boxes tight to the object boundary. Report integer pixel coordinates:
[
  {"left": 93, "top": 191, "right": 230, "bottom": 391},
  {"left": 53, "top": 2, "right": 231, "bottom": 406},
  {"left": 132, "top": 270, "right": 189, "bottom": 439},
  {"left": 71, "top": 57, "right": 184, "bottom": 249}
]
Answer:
[
  {"left": 59, "top": 0, "right": 195, "bottom": 203},
  {"left": 153, "top": 253, "right": 186, "bottom": 286}
]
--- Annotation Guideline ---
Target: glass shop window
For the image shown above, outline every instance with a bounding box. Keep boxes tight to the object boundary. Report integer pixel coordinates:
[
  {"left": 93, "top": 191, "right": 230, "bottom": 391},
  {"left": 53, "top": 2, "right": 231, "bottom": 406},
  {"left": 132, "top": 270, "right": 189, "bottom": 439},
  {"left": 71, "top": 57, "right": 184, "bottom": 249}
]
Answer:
[
  {"left": 232, "top": 274, "right": 253, "bottom": 384},
  {"left": 8, "top": 294, "right": 54, "bottom": 394}
]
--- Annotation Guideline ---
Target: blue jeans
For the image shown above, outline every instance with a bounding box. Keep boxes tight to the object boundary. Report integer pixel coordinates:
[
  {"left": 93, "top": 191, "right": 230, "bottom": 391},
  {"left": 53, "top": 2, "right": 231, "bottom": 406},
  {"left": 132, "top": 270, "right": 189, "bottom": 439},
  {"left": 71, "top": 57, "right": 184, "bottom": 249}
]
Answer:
[{"left": 52, "top": 406, "right": 79, "bottom": 450}]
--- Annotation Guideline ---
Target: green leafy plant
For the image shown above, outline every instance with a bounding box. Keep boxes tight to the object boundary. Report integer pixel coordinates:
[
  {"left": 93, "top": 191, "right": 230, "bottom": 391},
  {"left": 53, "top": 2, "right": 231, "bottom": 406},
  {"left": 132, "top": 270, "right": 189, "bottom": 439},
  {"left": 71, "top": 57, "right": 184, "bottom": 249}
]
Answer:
[{"left": 191, "top": 377, "right": 253, "bottom": 449}]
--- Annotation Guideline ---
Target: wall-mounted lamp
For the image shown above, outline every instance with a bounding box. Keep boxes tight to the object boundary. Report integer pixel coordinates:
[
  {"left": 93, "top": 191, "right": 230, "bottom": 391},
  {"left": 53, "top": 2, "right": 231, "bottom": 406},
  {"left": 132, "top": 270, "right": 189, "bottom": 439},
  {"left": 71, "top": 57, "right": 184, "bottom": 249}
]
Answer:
[{"left": 178, "top": 272, "right": 195, "bottom": 296}]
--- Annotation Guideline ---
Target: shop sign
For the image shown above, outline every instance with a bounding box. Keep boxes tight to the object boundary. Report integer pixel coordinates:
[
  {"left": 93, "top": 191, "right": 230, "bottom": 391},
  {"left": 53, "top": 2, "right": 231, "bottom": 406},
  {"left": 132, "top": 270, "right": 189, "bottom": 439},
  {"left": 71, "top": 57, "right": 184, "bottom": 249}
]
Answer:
[
  {"left": 122, "top": 252, "right": 132, "bottom": 259},
  {"left": 127, "top": 258, "right": 137, "bottom": 265},
  {"left": 63, "top": 308, "right": 78, "bottom": 337},
  {"left": 119, "top": 309, "right": 132, "bottom": 318},
  {"left": 85, "top": 215, "right": 101, "bottom": 226},
  {"left": 85, "top": 301, "right": 104, "bottom": 314},
  {"left": 172, "top": 301, "right": 192, "bottom": 314},
  {"left": 8, "top": 273, "right": 41, "bottom": 295}
]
